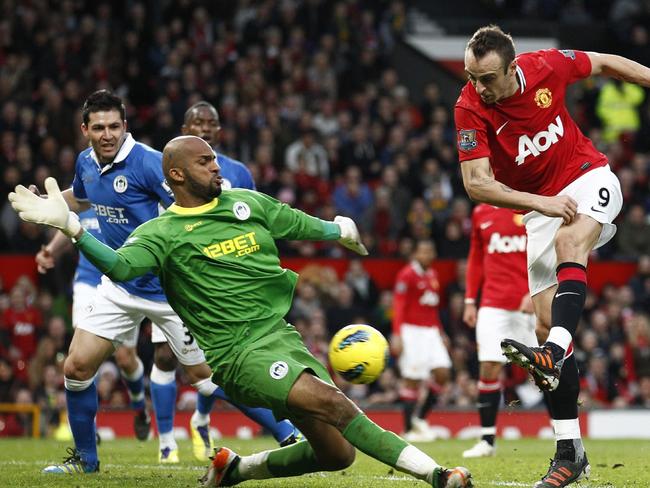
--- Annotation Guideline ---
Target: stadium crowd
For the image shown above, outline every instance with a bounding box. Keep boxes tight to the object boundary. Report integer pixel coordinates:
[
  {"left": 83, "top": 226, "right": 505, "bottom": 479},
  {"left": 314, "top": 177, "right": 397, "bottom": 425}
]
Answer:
[{"left": 0, "top": 1, "right": 649, "bottom": 437}]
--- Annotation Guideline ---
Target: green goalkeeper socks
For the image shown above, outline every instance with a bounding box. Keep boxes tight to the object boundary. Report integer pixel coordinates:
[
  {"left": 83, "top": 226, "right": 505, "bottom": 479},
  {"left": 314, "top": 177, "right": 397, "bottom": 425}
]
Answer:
[
  {"left": 226, "top": 440, "right": 323, "bottom": 483},
  {"left": 342, "top": 413, "right": 440, "bottom": 483},
  {"left": 226, "top": 414, "right": 440, "bottom": 484}
]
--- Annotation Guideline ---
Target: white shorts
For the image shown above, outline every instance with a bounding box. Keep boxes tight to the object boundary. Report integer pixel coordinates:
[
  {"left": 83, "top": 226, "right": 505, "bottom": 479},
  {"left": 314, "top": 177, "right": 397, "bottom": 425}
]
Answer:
[
  {"left": 76, "top": 277, "right": 206, "bottom": 366},
  {"left": 398, "top": 324, "right": 452, "bottom": 380},
  {"left": 476, "top": 307, "right": 537, "bottom": 362},
  {"left": 524, "top": 165, "right": 622, "bottom": 296},
  {"left": 72, "top": 282, "right": 98, "bottom": 329}
]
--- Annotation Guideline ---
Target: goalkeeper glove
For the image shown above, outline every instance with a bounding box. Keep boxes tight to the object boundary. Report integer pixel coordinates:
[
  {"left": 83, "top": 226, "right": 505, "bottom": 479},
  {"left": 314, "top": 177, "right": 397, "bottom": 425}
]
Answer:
[
  {"left": 8, "top": 177, "right": 81, "bottom": 238},
  {"left": 334, "top": 215, "right": 368, "bottom": 256}
]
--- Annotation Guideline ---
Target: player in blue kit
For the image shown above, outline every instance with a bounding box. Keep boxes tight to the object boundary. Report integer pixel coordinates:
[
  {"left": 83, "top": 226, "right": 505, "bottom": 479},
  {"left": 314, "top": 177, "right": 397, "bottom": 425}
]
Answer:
[{"left": 37, "top": 90, "right": 298, "bottom": 473}]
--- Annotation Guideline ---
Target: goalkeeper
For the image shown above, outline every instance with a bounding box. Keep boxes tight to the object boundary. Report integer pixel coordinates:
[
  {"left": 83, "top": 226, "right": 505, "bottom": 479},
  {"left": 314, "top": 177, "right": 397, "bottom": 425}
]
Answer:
[{"left": 10, "top": 135, "right": 472, "bottom": 488}]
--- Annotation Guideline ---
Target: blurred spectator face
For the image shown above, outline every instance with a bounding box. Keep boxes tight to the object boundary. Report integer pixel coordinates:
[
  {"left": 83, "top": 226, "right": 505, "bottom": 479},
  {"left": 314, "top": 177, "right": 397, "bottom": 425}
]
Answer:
[
  {"left": 0, "top": 359, "right": 13, "bottom": 381},
  {"left": 413, "top": 240, "right": 436, "bottom": 268},
  {"left": 81, "top": 109, "right": 126, "bottom": 163},
  {"left": 15, "top": 388, "right": 32, "bottom": 404},
  {"left": 9, "top": 287, "right": 26, "bottom": 310},
  {"left": 48, "top": 316, "right": 66, "bottom": 340},
  {"left": 638, "top": 255, "right": 650, "bottom": 275}
]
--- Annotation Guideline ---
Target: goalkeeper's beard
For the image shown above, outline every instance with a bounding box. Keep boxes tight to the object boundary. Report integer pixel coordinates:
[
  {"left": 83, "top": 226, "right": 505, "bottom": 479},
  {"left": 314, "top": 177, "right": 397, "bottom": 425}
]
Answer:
[{"left": 186, "top": 173, "right": 222, "bottom": 202}]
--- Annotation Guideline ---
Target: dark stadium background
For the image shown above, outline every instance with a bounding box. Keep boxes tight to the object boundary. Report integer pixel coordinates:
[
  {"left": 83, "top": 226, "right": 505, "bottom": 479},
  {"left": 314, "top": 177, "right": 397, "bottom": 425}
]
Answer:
[{"left": 0, "top": 0, "right": 649, "bottom": 439}]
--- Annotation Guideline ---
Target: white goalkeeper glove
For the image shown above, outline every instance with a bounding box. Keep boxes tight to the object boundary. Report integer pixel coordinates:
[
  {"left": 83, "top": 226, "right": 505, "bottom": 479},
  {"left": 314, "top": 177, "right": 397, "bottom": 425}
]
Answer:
[
  {"left": 334, "top": 215, "right": 368, "bottom": 256},
  {"left": 8, "top": 177, "right": 81, "bottom": 238}
]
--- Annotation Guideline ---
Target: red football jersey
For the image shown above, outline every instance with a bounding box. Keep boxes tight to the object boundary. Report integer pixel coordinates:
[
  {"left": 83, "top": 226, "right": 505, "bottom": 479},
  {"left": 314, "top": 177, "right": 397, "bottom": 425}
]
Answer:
[
  {"left": 455, "top": 49, "right": 607, "bottom": 196},
  {"left": 466, "top": 204, "right": 529, "bottom": 310},
  {"left": 2, "top": 307, "right": 42, "bottom": 359},
  {"left": 392, "top": 261, "right": 442, "bottom": 334}
]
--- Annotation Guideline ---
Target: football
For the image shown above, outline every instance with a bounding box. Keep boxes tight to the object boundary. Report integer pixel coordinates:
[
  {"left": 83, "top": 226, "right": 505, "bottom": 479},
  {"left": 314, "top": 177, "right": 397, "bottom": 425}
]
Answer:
[{"left": 328, "top": 324, "right": 389, "bottom": 384}]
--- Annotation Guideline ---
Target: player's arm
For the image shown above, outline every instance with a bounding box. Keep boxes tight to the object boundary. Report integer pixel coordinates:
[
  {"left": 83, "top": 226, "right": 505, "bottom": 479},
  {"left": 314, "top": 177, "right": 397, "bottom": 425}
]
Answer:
[
  {"left": 10, "top": 177, "right": 156, "bottom": 281},
  {"left": 460, "top": 158, "right": 578, "bottom": 224},
  {"left": 72, "top": 230, "right": 157, "bottom": 281},
  {"left": 587, "top": 52, "right": 650, "bottom": 86},
  {"left": 62, "top": 188, "right": 91, "bottom": 213},
  {"left": 36, "top": 231, "right": 72, "bottom": 274},
  {"left": 257, "top": 192, "right": 368, "bottom": 254}
]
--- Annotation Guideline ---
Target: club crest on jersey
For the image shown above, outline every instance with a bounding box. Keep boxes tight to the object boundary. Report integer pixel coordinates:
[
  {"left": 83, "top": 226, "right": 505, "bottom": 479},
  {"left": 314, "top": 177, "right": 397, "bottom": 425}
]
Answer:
[
  {"left": 560, "top": 49, "right": 576, "bottom": 60},
  {"left": 269, "top": 361, "right": 289, "bottom": 379},
  {"left": 458, "top": 129, "right": 477, "bottom": 151},
  {"left": 513, "top": 214, "right": 524, "bottom": 226},
  {"left": 113, "top": 175, "right": 128, "bottom": 193},
  {"left": 534, "top": 88, "right": 552, "bottom": 108},
  {"left": 233, "top": 201, "right": 251, "bottom": 220}
]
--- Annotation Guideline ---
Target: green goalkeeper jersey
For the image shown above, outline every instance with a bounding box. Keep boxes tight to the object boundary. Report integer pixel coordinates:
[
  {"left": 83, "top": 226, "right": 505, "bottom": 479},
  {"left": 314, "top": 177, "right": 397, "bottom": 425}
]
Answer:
[{"left": 99, "top": 189, "right": 340, "bottom": 368}]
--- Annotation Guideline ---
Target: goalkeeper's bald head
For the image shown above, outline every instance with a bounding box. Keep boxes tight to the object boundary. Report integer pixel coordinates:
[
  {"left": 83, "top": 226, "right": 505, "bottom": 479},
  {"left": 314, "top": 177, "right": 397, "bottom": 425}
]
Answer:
[{"left": 162, "top": 135, "right": 222, "bottom": 204}]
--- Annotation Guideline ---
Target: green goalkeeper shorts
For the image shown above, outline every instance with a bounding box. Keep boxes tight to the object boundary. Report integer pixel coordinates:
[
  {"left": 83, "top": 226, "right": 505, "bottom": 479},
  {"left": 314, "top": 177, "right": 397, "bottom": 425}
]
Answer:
[{"left": 218, "top": 320, "right": 333, "bottom": 420}]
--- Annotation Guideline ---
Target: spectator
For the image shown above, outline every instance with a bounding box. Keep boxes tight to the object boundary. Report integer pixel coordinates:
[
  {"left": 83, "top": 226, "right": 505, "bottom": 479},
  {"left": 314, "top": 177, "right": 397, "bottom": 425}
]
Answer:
[
  {"left": 332, "top": 166, "right": 374, "bottom": 225},
  {"left": 285, "top": 128, "right": 329, "bottom": 179},
  {"left": 595, "top": 79, "right": 645, "bottom": 143},
  {"left": 2, "top": 283, "right": 42, "bottom": 362},
  {"left": 617, "top": 204, "right": 650, "bottom": 259},
  {"left": 344, "top": 259, "right": 379, "bottom": 311}
]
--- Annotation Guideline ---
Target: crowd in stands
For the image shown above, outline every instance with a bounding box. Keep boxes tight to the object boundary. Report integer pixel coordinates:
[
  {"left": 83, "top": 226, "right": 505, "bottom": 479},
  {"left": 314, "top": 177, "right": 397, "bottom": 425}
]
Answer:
[{"left": 0, "top": 1, "right": 649, "bottom": 436}]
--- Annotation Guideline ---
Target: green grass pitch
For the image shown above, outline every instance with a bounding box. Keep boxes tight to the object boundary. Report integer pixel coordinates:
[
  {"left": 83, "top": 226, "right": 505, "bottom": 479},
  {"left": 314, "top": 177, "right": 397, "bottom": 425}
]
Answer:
[{"left": 0, "top": 437, "right": 649, "bottom": 487}]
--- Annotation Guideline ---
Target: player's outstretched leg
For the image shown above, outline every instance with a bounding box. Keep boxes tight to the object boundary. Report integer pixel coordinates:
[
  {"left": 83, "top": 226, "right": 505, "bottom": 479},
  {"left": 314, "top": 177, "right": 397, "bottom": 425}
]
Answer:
[
  {"left": 150, "top": 364, "right": 179, "bottom": 463},
  {"left": 202, "top": 372, "right": 472, "bottom": 487}
]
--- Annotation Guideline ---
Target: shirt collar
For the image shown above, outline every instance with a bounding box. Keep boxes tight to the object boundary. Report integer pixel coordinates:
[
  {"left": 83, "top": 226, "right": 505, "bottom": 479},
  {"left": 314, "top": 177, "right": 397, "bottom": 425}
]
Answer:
[
  {"left": 168, "top": 198, "right": 219, "bottom": 215},
  {"left": 90, "top": 133, "right": 136, "bottom": 174}
]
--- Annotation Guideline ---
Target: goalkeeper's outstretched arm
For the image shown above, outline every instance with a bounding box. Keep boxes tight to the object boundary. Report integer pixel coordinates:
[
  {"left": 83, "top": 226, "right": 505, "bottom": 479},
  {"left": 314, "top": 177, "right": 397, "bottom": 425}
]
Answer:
[
  {"left": 9, "top": 177, "right": 154, "bottom": 282},
  {"left": 72, "top": 231, "right": 153, "bottom": 282}
]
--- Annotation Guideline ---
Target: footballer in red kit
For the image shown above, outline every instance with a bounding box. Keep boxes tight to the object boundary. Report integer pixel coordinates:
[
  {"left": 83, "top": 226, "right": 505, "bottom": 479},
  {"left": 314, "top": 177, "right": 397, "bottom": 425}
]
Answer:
[
  {"left": 391, "top": 240, "right": 451, "bottom": 441},
  {"left": 455, "top": 25, "right": 650, "bottom": 487},
  {"left": 462, "top": 204, "right": 536, "bottom": 458}
]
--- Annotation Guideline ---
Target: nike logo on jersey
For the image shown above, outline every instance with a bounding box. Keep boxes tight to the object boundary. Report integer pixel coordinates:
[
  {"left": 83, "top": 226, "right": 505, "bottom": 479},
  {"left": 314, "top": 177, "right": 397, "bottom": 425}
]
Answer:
[
  {"left": 479, "top": 221, "right": 493, "bottom": 230},
  {"left": 496, "top": 121, "right": 509, "bottom": 135},
  {"left": 590, "top": 206, "right": 606, "bottom": 214},
  {"left": 555, "top": 291, "right": 580, "bottom": 298}
]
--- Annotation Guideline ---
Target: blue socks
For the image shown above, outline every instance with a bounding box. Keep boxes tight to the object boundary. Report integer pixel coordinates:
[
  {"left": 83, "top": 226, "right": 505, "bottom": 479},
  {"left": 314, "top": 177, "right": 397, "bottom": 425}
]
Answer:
[
  {"left": 122, "top": 362, "right": 146, "bottom": 410},
  {"left": 197, "top": 387, "right": 218, "bottom": 415},
  {"left": 150, "top": 366, "right": 177, "bottom": 439},
  {"left": 66, "top": 383, "right": 99, "bottom": 467}
]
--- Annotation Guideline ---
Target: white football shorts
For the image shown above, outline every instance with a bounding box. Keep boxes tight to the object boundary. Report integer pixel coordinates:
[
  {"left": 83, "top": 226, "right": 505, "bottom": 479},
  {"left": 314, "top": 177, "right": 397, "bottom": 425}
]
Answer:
[
  {"left": 524, "top": 165, "right": 622, "bottom": 296},
  {"left": 76, "top": 276, "right": 206, "bottom": 365},
  {"left": 72, "top": 281, "right": 98, "bottom": 329},
  {"left": 398, "top": 324, "right": 452, "bottom": 380},
  {"left": 476, "top": 306, "right": 537, "bottom": 362}
]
